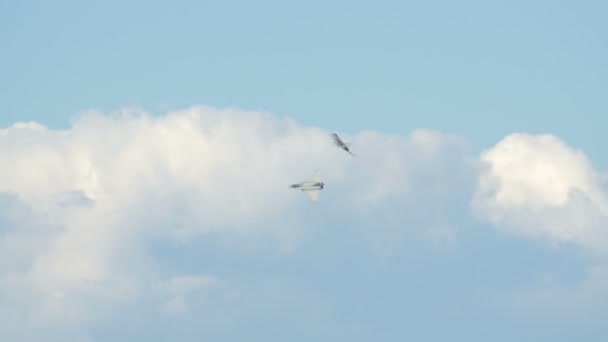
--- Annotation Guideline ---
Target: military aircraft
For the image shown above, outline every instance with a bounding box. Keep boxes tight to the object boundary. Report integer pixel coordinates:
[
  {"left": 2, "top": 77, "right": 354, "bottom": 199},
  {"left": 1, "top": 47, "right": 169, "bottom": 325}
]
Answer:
[
  {"left": 289, "top": 170, "right": 324, "bottom": 203},
  {"left": 331, "top": 132, "right": 355, "bottom": 156}
]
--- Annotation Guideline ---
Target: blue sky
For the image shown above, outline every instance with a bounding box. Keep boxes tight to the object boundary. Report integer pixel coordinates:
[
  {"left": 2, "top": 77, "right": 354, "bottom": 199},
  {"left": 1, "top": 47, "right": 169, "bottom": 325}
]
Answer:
[
  {"left": 2, "top": 0, "right": 607, "bottom": 153},
  {"left": 1, "top": 1, "right": 608, "bottom": 341}
]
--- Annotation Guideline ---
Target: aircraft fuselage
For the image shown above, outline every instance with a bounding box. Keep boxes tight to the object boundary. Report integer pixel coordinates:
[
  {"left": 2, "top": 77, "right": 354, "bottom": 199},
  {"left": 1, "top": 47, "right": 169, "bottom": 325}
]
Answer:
[{"left": 290, "top": 182, "right": 324, "bottom": 190}]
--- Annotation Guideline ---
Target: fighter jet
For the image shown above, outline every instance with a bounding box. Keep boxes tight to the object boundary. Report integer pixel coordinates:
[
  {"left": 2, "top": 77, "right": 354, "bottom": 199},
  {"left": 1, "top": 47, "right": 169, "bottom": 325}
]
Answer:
[
  {"left": 289, "top": 170, "right": 324, "bottom": 203},
  {"left": 331, "top": 132, "right": 355, "bottom": 156}
]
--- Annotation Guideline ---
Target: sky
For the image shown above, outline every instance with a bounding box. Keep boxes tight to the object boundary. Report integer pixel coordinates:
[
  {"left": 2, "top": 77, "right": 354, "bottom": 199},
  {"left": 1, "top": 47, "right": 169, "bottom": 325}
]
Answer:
[{"left": 1, "top": 0, "right": 607, "bottom": 341}]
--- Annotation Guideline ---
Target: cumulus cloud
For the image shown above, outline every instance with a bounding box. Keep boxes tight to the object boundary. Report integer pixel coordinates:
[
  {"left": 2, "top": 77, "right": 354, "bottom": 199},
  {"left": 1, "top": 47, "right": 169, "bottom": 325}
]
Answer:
[
  {"left": 473, "top": 133, "right": 608, "bottom": 252},
  {"left": 0, "top": 105, "right": 473, "bottom": 338},
  {"left": 5, "top": 105, "right": 607, "bottom": 340}
]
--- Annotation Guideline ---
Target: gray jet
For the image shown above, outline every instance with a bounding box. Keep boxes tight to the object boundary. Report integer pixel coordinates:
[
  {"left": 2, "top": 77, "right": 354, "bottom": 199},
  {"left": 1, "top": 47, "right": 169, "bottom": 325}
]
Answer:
[
  {"left": 289, "top": 170, "right": 324, "bottom": 203},
  {"left": 331, "top": 132, "right": 355, "bottom": 156}
]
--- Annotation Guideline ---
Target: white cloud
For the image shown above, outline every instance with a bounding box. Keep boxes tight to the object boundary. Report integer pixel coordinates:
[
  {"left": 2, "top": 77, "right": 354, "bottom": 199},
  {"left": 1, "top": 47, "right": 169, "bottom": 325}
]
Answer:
[
  {"left": 4, "top": 106, "right": 608, "bottom": 340},
  {"left": 472, "top": 133, "right": 608, "bottom": 252},
  {"left": 0, "top": 105, "right": 471, "bottom": 337}
]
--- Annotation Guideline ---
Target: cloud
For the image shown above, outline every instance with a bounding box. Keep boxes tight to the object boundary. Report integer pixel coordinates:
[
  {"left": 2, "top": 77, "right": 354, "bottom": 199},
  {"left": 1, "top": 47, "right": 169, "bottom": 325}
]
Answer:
[
  {"left": 0, "top": 105, "right": 474, "bottom": 339},
  {"left": 3, "top": 105, "right": 607, "bottom": 340},
  {"left": 472, "top": 133, "right": 608, "bottom": 253},
  {"left": 470, "top": 132, "right": 608, "bottom": 339}
]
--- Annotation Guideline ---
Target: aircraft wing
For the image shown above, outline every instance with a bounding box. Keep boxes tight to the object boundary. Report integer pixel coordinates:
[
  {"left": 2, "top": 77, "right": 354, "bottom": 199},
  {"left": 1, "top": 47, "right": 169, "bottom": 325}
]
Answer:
[
  {"left": 302, "top": 189, "right": 320, "bottom": 203},
  {"left": 309, "top": 170, "right": 321, "bottom": 183},
  {"left": 331, "top": 133, "right": 343, "bottom": 146}
]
